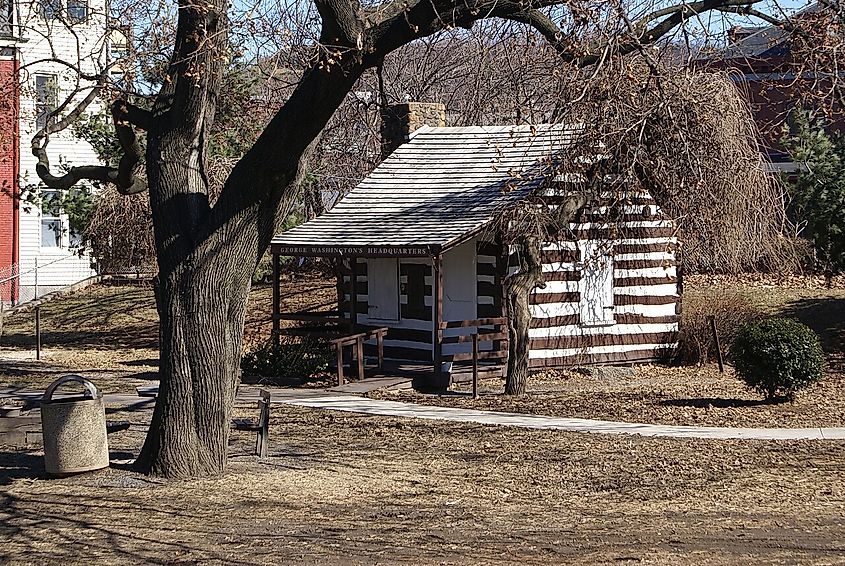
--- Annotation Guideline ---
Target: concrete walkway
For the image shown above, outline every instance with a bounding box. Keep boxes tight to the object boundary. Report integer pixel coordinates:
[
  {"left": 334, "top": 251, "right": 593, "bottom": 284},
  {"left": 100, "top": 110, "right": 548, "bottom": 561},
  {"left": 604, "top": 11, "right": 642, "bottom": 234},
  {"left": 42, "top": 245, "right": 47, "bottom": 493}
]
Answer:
[
  {"left": 276, "top": 393, "right": 845, "bottom": 441},
  {"left": 4, "top": 384, "right": 845, "bottom": 441}
]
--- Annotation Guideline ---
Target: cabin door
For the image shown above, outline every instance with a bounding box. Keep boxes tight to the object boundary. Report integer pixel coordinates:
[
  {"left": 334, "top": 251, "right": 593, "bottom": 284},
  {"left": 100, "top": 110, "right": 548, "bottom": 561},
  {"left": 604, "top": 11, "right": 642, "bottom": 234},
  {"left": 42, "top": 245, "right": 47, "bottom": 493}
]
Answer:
[
  {"left": 367, "top": 258, "right": 400, "bottom": 321},
  {"left": 579, "top": 241, "right": 615, "bottom": 326},
  {"left": 442, "top": 240, "right": 478, "bottom": 359}
]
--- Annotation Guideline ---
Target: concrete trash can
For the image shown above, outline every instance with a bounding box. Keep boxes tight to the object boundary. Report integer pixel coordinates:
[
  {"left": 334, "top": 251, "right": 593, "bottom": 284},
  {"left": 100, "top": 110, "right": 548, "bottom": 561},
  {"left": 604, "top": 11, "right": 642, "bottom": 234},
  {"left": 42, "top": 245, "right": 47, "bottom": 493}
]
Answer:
[{"left": 41, "top": 375, "right": 110, "bottom": 476}]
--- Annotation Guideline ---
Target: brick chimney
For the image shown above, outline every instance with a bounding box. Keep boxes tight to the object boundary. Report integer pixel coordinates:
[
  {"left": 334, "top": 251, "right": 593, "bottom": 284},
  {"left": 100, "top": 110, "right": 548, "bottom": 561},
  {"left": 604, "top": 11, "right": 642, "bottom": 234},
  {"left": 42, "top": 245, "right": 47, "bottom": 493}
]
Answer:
[{"left": 380, "top": 102, "right": 446, "bottom": 159}]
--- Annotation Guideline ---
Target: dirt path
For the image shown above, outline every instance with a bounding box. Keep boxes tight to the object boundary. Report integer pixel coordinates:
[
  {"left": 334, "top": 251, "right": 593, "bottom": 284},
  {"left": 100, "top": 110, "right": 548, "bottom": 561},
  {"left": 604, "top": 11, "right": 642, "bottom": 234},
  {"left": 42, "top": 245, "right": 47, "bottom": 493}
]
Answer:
[{"left": 2, "top": 405, "right": 844, "bottom": 565}]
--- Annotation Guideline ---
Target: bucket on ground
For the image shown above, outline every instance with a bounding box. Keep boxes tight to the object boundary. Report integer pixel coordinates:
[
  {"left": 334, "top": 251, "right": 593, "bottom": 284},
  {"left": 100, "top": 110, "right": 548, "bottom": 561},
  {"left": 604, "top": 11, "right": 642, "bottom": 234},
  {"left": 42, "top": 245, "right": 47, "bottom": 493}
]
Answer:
[{"left": 40, "top": 375, "right": 109, "bottom": 476}]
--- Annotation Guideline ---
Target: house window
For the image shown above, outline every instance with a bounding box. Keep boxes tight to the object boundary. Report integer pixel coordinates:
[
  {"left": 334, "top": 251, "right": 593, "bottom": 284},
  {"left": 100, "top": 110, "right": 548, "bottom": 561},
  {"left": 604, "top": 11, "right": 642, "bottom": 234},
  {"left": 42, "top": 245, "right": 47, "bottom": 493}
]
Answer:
[
  {"left": 66, "top": 0, "right": 86, "bottom": 22},
  {"left": 40, "top": 189, "right": 63, "bottom": 248},
  {"left": 366, "top": 258, "right": 399, "bottom": 321},
  {"left": 35, "top": 74, "right": 57, "bottom": 130},
  {"left": 1, "top": 0, "right": 13, "bottom": 36},
  {"left": 41, "top": 0, "right": 60, "bottom": 20}
]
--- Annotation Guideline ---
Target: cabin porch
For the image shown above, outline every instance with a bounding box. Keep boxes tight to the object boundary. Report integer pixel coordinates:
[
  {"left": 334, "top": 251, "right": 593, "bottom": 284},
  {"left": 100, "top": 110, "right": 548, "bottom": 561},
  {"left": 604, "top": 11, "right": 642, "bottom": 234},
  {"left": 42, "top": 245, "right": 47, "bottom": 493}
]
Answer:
[{"left": 268, "top": 238, "right": 509, "bottom": 389}]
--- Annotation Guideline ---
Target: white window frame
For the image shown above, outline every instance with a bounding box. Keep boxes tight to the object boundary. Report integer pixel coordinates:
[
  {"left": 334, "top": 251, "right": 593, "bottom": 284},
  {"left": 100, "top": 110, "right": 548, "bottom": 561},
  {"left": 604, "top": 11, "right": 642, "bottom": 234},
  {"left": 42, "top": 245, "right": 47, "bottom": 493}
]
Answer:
[
  {"left": 35, "top": 73, "right": 58, "bottom": 131},
  {"left": 39, "top": 189, "right": 78, "bottom": 251},
  {"left": 578, "top": 241, "right": 616, "bottom": 327},
  {"left": 40, "top": 189, "right": 63, "bottom": 249}
]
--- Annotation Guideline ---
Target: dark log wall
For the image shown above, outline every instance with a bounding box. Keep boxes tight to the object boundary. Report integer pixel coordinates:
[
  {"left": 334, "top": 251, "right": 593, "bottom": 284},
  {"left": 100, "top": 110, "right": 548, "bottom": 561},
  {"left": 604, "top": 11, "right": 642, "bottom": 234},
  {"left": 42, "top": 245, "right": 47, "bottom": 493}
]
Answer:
[
  {"left": 476, "top": 240, "right": 503, "bottom": 319},
  {"left": 341, "top": 258, "right": 434, "bottom": 362},
  {"left": 526, "top": 192, "right": 682, "bottom": 367}
]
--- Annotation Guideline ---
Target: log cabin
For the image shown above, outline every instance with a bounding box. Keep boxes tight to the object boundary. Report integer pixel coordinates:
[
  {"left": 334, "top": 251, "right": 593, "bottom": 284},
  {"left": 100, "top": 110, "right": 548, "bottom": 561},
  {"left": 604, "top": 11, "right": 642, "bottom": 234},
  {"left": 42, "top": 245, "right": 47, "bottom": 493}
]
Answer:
[{"left": 270, "top": 109, "right": 681, "bottom": 387}]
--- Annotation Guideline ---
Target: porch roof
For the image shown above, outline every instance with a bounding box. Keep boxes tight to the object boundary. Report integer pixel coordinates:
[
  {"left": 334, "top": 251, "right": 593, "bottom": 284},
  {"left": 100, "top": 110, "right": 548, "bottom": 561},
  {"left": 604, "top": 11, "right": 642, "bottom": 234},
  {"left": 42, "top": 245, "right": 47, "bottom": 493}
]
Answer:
[{"left": 271, "top": 124, "right": 577, "bottom": 257}]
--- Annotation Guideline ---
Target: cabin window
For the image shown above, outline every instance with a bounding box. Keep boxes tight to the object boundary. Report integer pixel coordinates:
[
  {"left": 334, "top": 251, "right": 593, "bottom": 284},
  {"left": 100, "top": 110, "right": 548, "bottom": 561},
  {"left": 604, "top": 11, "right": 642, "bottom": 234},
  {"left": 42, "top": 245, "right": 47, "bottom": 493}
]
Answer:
[
  {"left": 579, "top": 241, "right": 615, "bottom": 326},
  {"left": 366, "top": 258, "right": 399, "bottom": 321}
]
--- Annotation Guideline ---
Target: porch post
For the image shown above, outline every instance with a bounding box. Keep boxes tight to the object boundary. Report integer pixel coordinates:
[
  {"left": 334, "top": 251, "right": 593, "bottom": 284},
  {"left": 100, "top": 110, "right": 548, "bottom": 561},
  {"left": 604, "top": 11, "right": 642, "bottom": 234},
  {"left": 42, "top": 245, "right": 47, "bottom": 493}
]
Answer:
[
  {"left": 271, "top": 251, "right": 281, "bottom": 346},
  {"left": 349, "top": 257, "right": 358, "bottom": 331},
  {"left": 433, "top": 254, "right": 443, "bottom": 385}
]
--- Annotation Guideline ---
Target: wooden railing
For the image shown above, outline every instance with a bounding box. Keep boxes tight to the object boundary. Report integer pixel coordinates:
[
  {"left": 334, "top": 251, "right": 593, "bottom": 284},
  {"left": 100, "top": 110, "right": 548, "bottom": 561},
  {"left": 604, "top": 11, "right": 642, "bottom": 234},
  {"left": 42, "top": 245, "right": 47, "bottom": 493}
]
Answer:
[
  {"left": 330, "top": 327, "right": 388, "bottom": 386},
  {"left": 438, "top": 317, "right": 508, "bottom": 398},
  {"left": 273, "top": 310, "right": 387, "bottom": 386}
]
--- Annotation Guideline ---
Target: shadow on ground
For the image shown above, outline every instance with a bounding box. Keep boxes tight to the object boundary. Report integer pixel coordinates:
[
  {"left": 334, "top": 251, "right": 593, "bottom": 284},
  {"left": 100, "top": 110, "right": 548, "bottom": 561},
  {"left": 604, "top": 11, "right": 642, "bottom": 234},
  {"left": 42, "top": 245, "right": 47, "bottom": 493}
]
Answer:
[
  {"left": 660, "top": 397, "right": 777, "bottom": 409},
  {"left": 0, "top": 451, "right": 45, "bottom": 485},
  {"left": 1, "top": 286, "right": 159, "bottom": 350},
  {"left": 781, "top": 296, "right": 845, "bottom": 369}
]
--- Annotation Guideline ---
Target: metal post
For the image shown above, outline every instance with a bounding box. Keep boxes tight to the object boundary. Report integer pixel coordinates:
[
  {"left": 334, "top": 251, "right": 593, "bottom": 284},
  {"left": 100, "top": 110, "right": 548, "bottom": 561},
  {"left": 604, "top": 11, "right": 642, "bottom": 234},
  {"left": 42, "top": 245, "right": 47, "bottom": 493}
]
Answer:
[
  {"left": 709, "top": 315, "right": 724, "bottom": 373},
  {"left": 34, "top": 258, "right": 40, "bottom": 360},
  {"left": 472, "top": 332, "right": 479, "bottom": 399},
  {"left": 35, "top": 305, "right": 41, "bottom": 360}
]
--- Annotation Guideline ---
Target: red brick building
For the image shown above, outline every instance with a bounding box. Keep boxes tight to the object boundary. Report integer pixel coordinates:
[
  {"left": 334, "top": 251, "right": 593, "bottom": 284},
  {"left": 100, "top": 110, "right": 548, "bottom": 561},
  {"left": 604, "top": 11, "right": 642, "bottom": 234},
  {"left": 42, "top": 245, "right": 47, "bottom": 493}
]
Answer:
[
  {"left": 0, "top": 47, "right": 18, "bottom": 302},
  {"left": 699, "top": 4, "right": 843, "bottom": 164}
]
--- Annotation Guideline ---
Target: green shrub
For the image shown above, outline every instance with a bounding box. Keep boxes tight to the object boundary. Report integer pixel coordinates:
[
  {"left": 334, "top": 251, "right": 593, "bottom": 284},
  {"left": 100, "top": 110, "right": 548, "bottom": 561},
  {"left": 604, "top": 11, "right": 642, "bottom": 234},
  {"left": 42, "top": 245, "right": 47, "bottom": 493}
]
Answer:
[
  {"left": 730, "top": 317, "right": 824, "bottom": 400},
  {"left": 241, "top": 337, "right": 332, "bottom": 381},
  {"left": 251, "top": 252, "right": 274, "bottom": 284},
  {"left": 677, "top": 290, "right": 761, "bottom": 365}
]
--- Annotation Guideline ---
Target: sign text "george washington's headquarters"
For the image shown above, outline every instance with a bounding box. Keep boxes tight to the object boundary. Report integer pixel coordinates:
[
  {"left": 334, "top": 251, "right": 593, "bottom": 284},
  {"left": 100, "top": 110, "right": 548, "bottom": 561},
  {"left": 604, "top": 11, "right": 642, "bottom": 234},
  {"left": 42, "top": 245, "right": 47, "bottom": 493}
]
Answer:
[{"left": 271, "top": 245, "right": 435, "bottom": 257}]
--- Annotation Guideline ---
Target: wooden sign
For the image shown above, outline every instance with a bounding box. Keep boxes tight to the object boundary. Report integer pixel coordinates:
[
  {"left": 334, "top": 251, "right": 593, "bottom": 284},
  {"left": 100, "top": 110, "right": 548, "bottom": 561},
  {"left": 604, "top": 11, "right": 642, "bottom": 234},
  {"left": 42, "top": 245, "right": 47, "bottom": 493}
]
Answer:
[{"left": 271, "top": 244, "right": 436, "bottom": 257}]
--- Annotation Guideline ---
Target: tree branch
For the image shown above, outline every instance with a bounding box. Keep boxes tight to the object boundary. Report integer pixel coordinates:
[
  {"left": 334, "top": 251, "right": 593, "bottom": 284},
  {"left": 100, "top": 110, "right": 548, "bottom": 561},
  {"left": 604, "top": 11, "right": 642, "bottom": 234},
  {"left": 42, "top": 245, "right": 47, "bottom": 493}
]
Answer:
[
  {"left": 365, "top": 0, "right": 774, "bottom": 69},
  {"left": 715, "top": 5, "right": 786, "bottom": 27},
  {"left": 315, "top": 0, "right": 364, "bottom": 49},
  {"left": 32, "top": 79, "right": 148, "bottom": 195}
]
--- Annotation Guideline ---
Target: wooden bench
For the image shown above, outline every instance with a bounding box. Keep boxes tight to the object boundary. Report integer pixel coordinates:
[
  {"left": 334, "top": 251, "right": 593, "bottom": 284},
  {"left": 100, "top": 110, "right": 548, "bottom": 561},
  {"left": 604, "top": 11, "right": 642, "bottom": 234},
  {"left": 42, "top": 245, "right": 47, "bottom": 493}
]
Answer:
[
  {"left": 330, "top": 327, "right": 388, "bottom": 385},
  {"left": 137, "top": 385, "right": 271, "bottom": 457},
  {"left": 231, "top": 389, "right": 271, "bottom": 458}
]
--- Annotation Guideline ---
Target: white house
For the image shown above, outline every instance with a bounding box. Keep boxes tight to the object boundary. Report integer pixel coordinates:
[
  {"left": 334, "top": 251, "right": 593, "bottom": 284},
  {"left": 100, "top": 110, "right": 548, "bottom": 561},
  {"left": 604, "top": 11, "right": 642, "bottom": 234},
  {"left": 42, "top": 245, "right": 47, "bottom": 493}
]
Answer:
[{"left": 0, "top": 0, "right": 111, "bottom": 303}]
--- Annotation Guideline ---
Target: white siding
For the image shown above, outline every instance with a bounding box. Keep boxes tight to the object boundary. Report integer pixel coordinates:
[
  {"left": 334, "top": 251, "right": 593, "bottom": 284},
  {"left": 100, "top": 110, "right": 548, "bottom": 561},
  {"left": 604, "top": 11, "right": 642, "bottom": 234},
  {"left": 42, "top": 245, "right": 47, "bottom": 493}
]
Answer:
[{"left": 13, "top": 0, "right": 109, "bottom": 293}]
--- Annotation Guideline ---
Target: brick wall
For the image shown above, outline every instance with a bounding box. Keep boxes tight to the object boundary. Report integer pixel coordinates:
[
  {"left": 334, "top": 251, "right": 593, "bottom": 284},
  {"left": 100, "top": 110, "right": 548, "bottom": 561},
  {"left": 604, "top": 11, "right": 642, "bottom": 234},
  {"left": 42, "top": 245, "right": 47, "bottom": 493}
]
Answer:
[{"left": 0, "top": 52, "right": 18, "bottom": 301}]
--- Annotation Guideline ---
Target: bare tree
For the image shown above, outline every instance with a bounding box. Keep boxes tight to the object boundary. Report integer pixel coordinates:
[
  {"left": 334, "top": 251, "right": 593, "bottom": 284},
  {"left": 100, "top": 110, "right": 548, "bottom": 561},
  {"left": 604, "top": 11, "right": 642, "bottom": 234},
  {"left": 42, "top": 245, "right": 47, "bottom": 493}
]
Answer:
[{"left": 27, "top": 0, "right": 827, "bottom": 476}]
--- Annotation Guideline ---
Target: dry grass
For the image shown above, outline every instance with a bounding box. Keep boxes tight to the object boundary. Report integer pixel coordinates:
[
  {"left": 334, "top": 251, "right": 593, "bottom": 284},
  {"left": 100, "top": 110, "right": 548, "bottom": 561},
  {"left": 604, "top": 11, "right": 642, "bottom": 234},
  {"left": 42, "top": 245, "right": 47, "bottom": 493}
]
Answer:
[
  {"left": 676, "top": 289, "right": 761, "bottom": 365},
  {"left": 0, "top": 273, "right": 337, "bottom": 393},
  {"left": 1, "top": 274, "right": 844, "bottom": 563},
  {"left": 1, "top": 405, "right": 844, "bottom": 565},
  {"left": 375, "top": 274, "right": 845, "bottom": 428}
]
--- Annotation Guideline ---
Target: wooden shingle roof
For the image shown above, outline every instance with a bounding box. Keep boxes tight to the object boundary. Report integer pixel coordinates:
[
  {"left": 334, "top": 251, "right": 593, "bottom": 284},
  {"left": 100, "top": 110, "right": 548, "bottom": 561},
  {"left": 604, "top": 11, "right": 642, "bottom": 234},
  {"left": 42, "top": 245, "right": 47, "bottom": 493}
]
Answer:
[{"left": 271, "top": 124, "right": 577, "bottom": 257}]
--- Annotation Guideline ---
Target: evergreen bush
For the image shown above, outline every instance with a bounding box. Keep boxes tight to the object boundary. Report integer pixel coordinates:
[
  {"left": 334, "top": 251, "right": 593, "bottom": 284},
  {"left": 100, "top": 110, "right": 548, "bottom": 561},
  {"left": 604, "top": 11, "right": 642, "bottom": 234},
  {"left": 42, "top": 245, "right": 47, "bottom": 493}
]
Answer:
[
  {"left": 730, "top": 317, "right": 824, "bottom": 400},
  {"left": 241, "top": 337, "right": 332, "bottom": 381}
]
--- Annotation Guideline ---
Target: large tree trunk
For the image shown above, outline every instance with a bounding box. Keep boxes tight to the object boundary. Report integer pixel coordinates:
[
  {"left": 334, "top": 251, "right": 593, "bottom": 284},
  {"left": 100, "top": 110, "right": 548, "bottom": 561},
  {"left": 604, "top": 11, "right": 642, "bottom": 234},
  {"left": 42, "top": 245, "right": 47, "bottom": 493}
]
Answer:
[
  {"left": 504, "top": 237, "right": 544, "bottom": 396},
  {"left": 136, "top": 255, "right": 251, "bottom": 476},
  {"left": 131, "top": 22, "right": 364, "bottom": 474}
]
